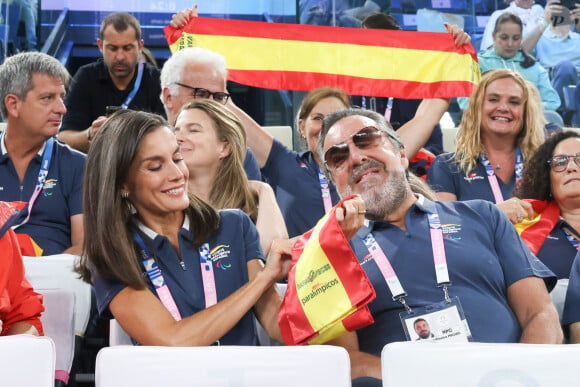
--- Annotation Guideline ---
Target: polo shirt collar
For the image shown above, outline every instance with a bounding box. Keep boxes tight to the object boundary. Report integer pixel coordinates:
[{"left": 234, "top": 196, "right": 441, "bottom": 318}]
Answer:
[
  {"left": 134, "top": 214, "right": 191, "bottom": 241},
  {"left": 544, "top": 29, "right": 572, "bottom": 41},
  {"left": 358, "top": 194, "right": 433, "bottom": 234},
  {"left": 0, "top": 132, "right": 47, "bottom": 162}
]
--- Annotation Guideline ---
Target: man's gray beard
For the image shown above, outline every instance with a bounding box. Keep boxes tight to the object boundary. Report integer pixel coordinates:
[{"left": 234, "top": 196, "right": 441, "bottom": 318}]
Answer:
[{"left": 341, "top": 164, "right": 409, "bottom": 221}]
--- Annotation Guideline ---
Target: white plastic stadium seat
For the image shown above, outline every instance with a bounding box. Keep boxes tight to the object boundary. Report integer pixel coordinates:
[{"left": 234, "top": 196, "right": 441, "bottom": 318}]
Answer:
[
  {"left": 0, "top": 335, "right": 55, "bottom": 387},
  {"left": 263, "top": 125, "right": 293, "bottom": 150},
  {"left": 382, "top": 341, "right": 580, "bottom": 387},
  {"left": 96, "top": 345, "right": 351, "bottom": 387}
]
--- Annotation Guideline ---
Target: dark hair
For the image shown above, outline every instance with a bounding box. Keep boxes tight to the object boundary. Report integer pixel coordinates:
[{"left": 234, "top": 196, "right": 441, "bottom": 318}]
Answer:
[
  {"left": 516, "top": 131, "right": 580, "bottom": 201},
  {"left": 414, "top": 318, "right": 428, "bottom": 327},
  {"left": 100, "top": 12, "right": 142, "bottom": 41},
  {"left": 77, "top": 110, "right": 219, "bottom": 288},
  {"left": 493, "top": 13, "right": 535, "bottom": 68},
  {"left": 361, "top": 12, "right": 401, "bottom": 30}
]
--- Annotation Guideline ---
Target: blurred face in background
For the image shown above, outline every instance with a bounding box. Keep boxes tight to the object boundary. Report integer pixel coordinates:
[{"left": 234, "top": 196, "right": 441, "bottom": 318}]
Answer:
[{"left": 493, "top": 21, "right": 522, "bottom": 59}]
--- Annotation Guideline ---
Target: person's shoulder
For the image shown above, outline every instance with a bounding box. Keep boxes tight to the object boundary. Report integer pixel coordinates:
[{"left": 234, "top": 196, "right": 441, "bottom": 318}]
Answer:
[
  {"left": 218, "top": 208, "right": 251, "bottom": 222},
  {"left": 54, "top": 139, "right": 87, "bottom": 161},
  {"left": 443, "top": 198, "right": 497, "bottom": 217}
]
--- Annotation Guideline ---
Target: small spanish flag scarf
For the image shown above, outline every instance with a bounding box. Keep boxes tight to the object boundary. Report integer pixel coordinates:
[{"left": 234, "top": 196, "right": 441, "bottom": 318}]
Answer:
[{"left": 514, "top": 200, "right": 560, "bottom": 255}]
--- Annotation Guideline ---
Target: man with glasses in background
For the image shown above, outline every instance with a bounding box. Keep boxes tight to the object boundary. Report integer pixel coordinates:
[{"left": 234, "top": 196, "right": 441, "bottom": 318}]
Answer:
[
  {"left": 58, "top": 12, "right": 165, "bottom": 153},
  {"left": 318, "top": 107, "right": 563, "bottom": 386}
]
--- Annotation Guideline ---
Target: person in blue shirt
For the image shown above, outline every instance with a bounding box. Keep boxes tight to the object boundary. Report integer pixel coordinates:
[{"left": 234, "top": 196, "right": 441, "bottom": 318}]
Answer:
[
  {"left": 0, "top": 52, "right": 85, "bottom": 256},
  {"left": 428, "top": 69, "right": 545, "bottom": 224},
  {"left": 173, "top": 99, "right": 288, "bottom": 254},
  {"left": 563, "top": 251, "right": 580, "bottom": 342},
  {"left": 515, "top": 130, "right": 580, "bottom": 279},
  {"left": 77, "top": 109, "right": 298, "bottom": 346},
  {"left": 318, "top": 106, "right": 562, "bottom": 385}
]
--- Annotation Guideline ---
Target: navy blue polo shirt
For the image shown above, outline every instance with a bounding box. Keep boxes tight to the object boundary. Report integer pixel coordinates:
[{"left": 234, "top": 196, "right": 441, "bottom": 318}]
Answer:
[
  {"left": 349, "top": 197, "right": 555, "bottom": 355},
  {"left": 261, "top": 139, "right": 340, "bottom": 237},
  {"left": 562, "top": 251, "right": 580, "bottom": 326},
  {"left": 243, "top": 148, "right": 261, "bottom": 181},
  {"left": 427, "top": 152, "right": 515, "bottom": 202},
  {"left": 94, "top": 209, "right": 264, "bottom": 345},
  {"left": 536, "top": 220, "right": 578, "bottom": 279},
  {"left": 0, "top": 137, "right": 85, "bottom": 255}
]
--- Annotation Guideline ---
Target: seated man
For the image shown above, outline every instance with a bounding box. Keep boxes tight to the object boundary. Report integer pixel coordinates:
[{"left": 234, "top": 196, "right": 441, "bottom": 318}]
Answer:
[
  {"left": 0, "top": 52, "right": 85, "bottom": 256},
  {"left": 58, "top": 12, "right": 165, "bottom": 153},
  {"left": 0, "top": 204, "right": 44, "bottom": 335},
  {"left": 318, "top": 107, "right": 562, "bottom": 384}
]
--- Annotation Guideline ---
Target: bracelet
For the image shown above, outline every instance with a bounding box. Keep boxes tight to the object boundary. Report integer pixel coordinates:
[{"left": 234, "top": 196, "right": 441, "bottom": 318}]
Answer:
[
  {"left": 87, "top": 128, "right": 93, "bottom": 142},
  {"left": 540, "top": 20, "right": 550, "bottom": 29}
]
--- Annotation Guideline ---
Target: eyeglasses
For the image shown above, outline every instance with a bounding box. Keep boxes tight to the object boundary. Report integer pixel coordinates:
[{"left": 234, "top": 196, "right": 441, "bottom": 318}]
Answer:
[
  {"left": 323, "top": 126, "right": 385, "bottom": 173},
  {"left": 174, "top": 83, "right": 230, "bottom": 104},
  {"left": 547, "top": 153, "right": 580, "bottom": 172}
]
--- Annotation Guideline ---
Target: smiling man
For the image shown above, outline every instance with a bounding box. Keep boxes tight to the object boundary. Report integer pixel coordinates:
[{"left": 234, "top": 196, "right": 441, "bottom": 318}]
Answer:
[
  {"left": 318, "top": 107, "right": 563, "bottom": 385},
  {"left": 58, "top": 12, "right": 165, "bottom": 153},
  {"left": 0, "top": 52, "right": 85, "bottom": 256}
]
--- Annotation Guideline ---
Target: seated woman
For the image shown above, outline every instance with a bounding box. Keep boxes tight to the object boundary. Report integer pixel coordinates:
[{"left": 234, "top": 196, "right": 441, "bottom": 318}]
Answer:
[
  {"left": 427, "top": 69, "right": 545, "bottom": 223},
  {"left": 173, "top": 99, "right": 287, "bottom": 254},
  {"left": 76, "top": 110, "right": 298, "bottom": 346},
  {"left": 515, "top": 131, "right": 580, "bottom": 279},
  {"left": 460, "top": 12, "right": 562, "bottom": 126}
]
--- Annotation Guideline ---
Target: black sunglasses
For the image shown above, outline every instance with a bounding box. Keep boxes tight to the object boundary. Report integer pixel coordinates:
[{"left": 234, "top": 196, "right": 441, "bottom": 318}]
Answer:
[
  {"left": 174, "top": 83, "right": 230, "bottom": 104},
  {"left": 324, "top": 127, "right": 385, "bottom": 173},
  {"left": 548, "top": 153, "right": 580, "bottom": 172}
]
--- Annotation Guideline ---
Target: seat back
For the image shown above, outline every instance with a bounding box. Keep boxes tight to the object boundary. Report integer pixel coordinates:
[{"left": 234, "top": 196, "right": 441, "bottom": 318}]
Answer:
[
  {"left": 442, "top": 127, "right": 458, "bottom": 152},
  {"left": 0, "top": 335, "right": 55, "bottom": 387},
  {"left": 23, "top": 254, "right": 91, "bottom": 336},
  {"left": 96, "top": 345, "right": 351, "bottom": 387},
  {"left": 39, "top": 288, "right": 76, "bottom": 385},
  {"left": 382, "top": 341, "right": 580, "bottom": 386},
  {"left": 109, "top": 319, "right": 133, "bottom": 346},
  {"left": 263, "top": 125, "right": 294, "bottom": 150}
]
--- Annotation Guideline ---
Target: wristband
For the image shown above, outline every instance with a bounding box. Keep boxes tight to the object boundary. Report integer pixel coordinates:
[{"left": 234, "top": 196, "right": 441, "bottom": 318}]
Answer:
[{"left": 540, "top": 20, "right": 550, "bottom": 29}]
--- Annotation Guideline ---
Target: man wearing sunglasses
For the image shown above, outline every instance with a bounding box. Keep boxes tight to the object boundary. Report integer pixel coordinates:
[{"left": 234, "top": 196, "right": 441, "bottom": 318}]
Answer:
[
  {"left": 58, "top": 12, "right": 166, "bottom": 153},
  {"left": 318, "top": 108, "right": 562, "bottom": 384}
]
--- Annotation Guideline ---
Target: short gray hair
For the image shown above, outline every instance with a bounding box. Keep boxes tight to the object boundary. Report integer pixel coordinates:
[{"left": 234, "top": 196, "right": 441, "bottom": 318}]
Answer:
[
  {"left": 160, "top": 47, "right": 228, "bottom": 101},
  {"left": 0, "top": 52, "right": 70, "bottom": 119}
]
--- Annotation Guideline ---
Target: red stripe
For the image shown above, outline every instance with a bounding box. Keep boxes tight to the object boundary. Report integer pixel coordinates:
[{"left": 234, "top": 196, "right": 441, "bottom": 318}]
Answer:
[
  {"left": 228, "top": 69, "right": 475, "bottom": 98},
  {"left": 167, "top": 17, "right": 477, "bottom": 58},
  {"left": 519, "top": 200, "right": 560, "bottom": 255}
]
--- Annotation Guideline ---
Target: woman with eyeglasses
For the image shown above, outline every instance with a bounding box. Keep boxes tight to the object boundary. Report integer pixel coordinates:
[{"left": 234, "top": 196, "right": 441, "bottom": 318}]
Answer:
[
  {"left": 514, "top": 130, "right": 580, "bottom": 279},
  {"left": 173, "top": 99, "right": 288, "bottom": 254},
  {"left": 427, "top": 69, "right": 546, "bottom": 224}
]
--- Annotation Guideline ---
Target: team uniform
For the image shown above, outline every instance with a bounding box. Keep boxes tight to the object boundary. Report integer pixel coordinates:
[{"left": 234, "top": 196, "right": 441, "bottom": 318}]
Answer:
[
  {"left": 93, "top": 209, "right": 264, "bottom": 345},
  {"left": 349, "top": 197, "right": 555, "bottom": 356},
  {"left": 562, "top": 251, "right": 580, "bottom": 327},
  {"left": 0, "top": 138, "right": 85, "bottom": 255},
  {"left": 261, "top": 139, "right": 340, "bottom": 237}
]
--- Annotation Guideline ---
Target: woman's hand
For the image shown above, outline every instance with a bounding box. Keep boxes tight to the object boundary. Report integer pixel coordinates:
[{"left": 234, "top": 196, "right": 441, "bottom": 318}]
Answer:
[
  {"left": 263, "top": 238, "right": 296, "bottom": 282},
  {"left": 444, "top": 23, "right": 471, "bottom": 47},
  {"left": 497, "top": 197, "right": 535, "bottom": 224},
  {"left": 170, "top": 5, "right": 198, "bottom": 28},
  {"left": 336, "top": 196, "right": 366, "bottom": 241}
]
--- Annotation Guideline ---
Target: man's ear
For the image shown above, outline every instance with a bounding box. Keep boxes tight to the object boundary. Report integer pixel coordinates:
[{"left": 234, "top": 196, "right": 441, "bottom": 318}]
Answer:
[
  {"left": 138, "top": 39, "right": 144, "bottom": 51},
  {"left": 4, "top": 94, "right": 20, "bottom": 118},
  {"left": 399, "top": 146, "right": 410, "bottom": 170},
  {"left": 97, "top": 39, "right": 104, "bottom": 53}
]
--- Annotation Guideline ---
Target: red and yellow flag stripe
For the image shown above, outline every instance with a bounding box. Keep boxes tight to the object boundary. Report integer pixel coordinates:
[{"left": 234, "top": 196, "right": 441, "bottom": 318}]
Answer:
[
  {"left": 164, "top": 17, "right": 480, "bottom": 99},
  {"left": 514, "top": 200, "right": 560, "bottom": 255}
]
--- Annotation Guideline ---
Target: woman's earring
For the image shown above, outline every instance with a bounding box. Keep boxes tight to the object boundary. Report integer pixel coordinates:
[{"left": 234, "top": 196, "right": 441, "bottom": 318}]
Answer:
[{"left": 121, "top": 191, "right": 136, "bottom": 214}]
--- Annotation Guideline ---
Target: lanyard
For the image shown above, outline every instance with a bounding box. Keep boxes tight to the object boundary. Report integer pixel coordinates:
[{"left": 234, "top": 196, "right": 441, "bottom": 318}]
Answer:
[
  {"left": 562, "top": 228, "right": 580, "bottom": 251},
  {"left": 362, "top": 204, "right": 451, "bottom": 314},
  {"left": 132, "top": 229, "right": 218, "bottom": 321},
  {"left": 120, "top": 62, "right": 144, "bottom": 109},
  {"left": 479, "top": 148, "right": 523, "bottom": 204},
  {"left": 317, "top": 167, "right": 333, "bottom": 213},
  {"left": 1, "top": 133, "right": 55, "bottom": 229}
]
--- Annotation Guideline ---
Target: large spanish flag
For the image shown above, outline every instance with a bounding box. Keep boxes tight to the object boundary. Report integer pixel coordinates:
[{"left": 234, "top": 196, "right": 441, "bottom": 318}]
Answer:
[
  {"left": 164, "top": 17, "right": 479, "bottom": 99},
  {"left": 514, "top": 200, "right": 560, "bottom": 255},
  {"left": 278, "top": 195, "right": 376, "bottom": 345}
]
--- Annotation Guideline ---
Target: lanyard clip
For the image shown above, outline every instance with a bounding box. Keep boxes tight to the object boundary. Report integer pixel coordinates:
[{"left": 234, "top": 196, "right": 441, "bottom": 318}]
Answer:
[
  {"left": 439, "top": 283, "right": 452, "bottom": 304},
  {"left": 395, "top": 295, "right": 412, "bottom": 314}
]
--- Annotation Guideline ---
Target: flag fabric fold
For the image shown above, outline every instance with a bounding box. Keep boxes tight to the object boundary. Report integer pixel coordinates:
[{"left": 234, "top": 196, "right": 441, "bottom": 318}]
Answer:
[
  {"left": 0, "top": 201, "right": 43, "bottom": 256},
  {"left": 514, "top": 200, "right": 560, "bottom": 255},
  {"left": 278, "top": 195, "right": 376, "bottom": 345},
  {"left": 164, "top": 17, "right": 480, "bottom": 99}
]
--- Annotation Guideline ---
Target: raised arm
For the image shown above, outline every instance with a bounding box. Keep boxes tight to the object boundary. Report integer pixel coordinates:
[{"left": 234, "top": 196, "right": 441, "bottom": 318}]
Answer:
[
  {"left": 249, "top": 180, "right": 289, "bottom": 254},
  {"left": 328, "top": 331, "right": 382, "bottom": 380},
  {"left": 507, "top": 276, "right": 563, "bottom": 343},
  {"left": 522, "top": 1, "right": 558, "bottom": 54}
]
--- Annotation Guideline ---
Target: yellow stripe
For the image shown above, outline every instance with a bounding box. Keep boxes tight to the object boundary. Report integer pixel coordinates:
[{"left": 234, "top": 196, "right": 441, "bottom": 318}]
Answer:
[
  {"left": 171, "top": 33, "right": 476, "bottom": 83},
  {"left": 309, "top": 320, "right": 350, "bottom": 345},
  {"left": 514, "top": 212, "right": 541, "bottom": 235},
  {"left": 294, "top": 214, "right": 354, "bottom": 333}
]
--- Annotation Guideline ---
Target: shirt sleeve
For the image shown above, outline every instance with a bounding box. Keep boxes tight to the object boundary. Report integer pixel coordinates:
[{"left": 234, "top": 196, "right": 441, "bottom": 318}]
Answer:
[
  {"left": 535, "top": 64, "right": 562, "bottom": 111},
  {"left": 0, "top": 230, "right": 44, "bottom": 335},
  {"left": 244, "top": 148, "right": 262, "bottom": 181},
  {"left": 426, "top": 152, "right": 460, "bottom": 195},
  {"left": 240, "top": 210, "right": 265, "bottom": 263}
]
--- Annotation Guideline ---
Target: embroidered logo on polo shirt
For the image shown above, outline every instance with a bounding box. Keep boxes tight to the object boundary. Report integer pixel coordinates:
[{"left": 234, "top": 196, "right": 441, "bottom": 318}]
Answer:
[
  {"left": 210, "top": 244, "right": 232, "bottom": 270},
  {"left": 463, "top": 173, "right": 484, "bottom": 182},
  {"left": 442, "top": 223, "right": 462, "bottom": 240},
  {"left": 41, "top": 178, "right": 58, "bottom": 196}
]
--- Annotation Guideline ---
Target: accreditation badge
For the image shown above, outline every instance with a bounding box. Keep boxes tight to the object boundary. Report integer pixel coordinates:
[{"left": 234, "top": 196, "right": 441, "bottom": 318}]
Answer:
[{"left": 399, "top": 297, "right": 472, "bottom": 342}]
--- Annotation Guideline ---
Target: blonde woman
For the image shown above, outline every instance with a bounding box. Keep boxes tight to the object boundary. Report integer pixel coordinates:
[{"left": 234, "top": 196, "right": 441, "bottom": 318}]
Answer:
[{"left": 427, "top": 69, "right": 545, "bottom": 223}]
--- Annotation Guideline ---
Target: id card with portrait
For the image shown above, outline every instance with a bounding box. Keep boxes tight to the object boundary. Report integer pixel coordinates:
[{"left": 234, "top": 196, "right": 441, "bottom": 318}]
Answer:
[{"left": 400, "top": 297, "right": 472, "bottom": 342}]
